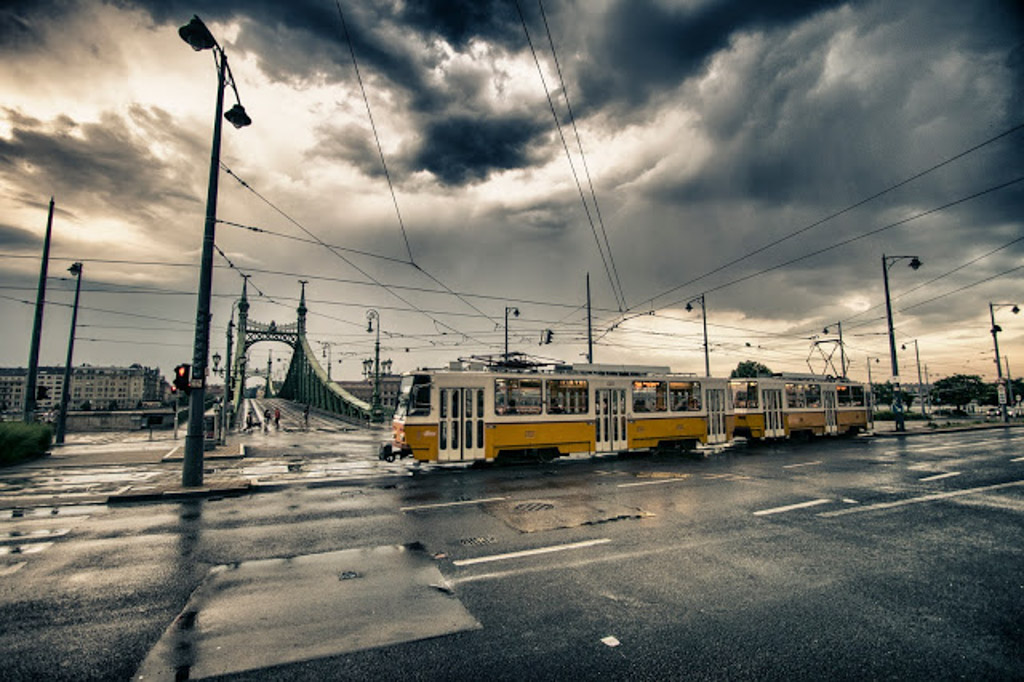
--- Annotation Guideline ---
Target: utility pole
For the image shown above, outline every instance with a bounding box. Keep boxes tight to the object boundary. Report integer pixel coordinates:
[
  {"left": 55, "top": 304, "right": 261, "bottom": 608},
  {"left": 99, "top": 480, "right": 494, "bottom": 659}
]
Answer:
[
  {"left": 1006, "top": 356, "right": 1015, "bottom": 417},
  {"left": 586, "top": 273, "right": 593, "bottom": 364},
  {"left": 24, "top": 197, "right": 55, "bottom": 423},
  {"left": 55, "top": 262, "right": 83, "bottom": 444},
  {"left": 882, "top": 254, "right": 922, "bottom": 432}
]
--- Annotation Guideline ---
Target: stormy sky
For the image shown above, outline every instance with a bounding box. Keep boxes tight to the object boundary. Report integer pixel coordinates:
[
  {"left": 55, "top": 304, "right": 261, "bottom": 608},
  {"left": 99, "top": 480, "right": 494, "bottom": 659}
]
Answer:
[{"left": 1, "top": 0, "right": 1022, "bottom": 387}]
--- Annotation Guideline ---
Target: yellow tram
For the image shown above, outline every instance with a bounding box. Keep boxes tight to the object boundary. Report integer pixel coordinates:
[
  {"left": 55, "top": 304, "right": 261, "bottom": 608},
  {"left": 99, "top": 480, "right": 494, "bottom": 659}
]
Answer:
[
  {"left": 729, "top": 374, "right": 870, "bottom": 441},
  {"left": 382, "top": 362, "right": 737, "bottom": 463}
]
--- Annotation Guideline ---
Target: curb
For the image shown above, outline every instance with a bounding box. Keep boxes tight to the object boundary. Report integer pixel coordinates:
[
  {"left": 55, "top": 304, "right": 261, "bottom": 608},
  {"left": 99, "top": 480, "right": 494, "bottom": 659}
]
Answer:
[
  {"left": 870, "top": 422, "right": 1024, "bottom": 438},
  {"left": 106, "top": 478, "right": 253, "bottom": 504}
]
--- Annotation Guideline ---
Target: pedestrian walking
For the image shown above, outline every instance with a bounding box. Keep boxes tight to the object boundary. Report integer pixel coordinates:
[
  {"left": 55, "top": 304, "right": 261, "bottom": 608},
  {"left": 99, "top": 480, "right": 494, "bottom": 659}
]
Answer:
[
  {"left": 303, "top": 403, "right": 310, "bottom": 430},
  {"left": 274, "top": 407, "right": 281, "bottom": 430},
  {"left": 264, "top": 407, "right": 271, "bottom": 432}
]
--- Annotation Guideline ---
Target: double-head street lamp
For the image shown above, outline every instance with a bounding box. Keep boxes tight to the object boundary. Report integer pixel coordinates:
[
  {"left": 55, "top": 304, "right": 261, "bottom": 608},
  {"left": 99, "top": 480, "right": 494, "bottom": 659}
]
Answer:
[
  {"left": 55, "top": 262, "right": 83, "bottom": 444},
  {"left": 989, "top": 302, "right": 1020, "bottom": 423},
  {"left": 367, "top": 310, "right": 383, "bottom": 423},
  {"left": 504, "top": 306, "right": 519, "bottom": 364},
  {"left": 179, "top": 15, "right": 252, "bottom": 487},
  {"left": 685, "top": 294, "right": 710, "bottom": 377},
  {"left": 882, "top": 254, "right": 922, "bottom": 432}
]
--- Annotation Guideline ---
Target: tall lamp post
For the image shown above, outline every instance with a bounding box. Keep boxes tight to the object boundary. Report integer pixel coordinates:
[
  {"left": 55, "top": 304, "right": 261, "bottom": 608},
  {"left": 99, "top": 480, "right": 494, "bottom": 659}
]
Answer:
[
  {"left": 178, "top": 15, "right": 252, "bottom": 487},
  {"left": 882, "top": 254, "right": 922, "bottom": 432},
  {"left": 685, "top": 294, "right": 710, "bottom": 377},
  {"left": 866, "top": 355, "right": 880, "bottom": 429},
  {"left": 55, "top": 262, "right": 83, "bottom": 444},
  {"left": 504, "top": 306, "right": 519, "bottom": 364},
  {"left": 367, "top": 309, "right": 383, "bottom": 423},
  {"left": 989, "top": 302, "right": 1020, "bottom": 423}
]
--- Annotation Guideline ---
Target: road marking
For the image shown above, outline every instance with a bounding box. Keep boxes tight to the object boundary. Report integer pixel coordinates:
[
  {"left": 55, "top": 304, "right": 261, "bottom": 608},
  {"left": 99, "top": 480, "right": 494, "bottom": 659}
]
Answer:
[
  {"left": 1011, "top": 456, "right": 1024, "bottom": 463},
  {"left": 453, "top": 538, "right": 611, "bottom": 567},
  {"left": 919, "top": 472, "right": 962, "bottom": 482},
  {"left": 782, "top": 461, "right": 822, "bottom": 469},
  {"left": 0, "top": 542, "right": 53, "bottom": 556},
  {"left": 818, "top": 479, "right": 1024, "bottom": 518},
  {"left": 618, "top": 478, "right": 687, "bottom": 488},
  {"left": 400, "top": 496, "right": 508, "bottom": 512},
  {"left": 0, "top": 562, "right": 27, "bottom": 576},
  {"left": 753, "top": 499, "right": 832, "bottom": 516}
]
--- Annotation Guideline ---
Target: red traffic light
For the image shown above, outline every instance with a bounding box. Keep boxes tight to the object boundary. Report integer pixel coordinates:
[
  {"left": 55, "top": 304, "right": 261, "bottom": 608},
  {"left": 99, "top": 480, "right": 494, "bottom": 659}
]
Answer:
[{"left": 173, "top": 363, "right": 192, "bottom": 395}]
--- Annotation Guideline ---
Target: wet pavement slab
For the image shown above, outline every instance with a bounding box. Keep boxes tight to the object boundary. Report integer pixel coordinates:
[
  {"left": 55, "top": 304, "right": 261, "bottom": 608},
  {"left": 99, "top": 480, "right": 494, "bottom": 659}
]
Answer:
[{"left": 134, "top": 544, "right": 481, "bottom": 681}]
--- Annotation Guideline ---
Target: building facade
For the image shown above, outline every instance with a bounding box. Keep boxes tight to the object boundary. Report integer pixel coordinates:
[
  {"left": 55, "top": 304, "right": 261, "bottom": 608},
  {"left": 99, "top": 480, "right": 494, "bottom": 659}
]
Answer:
[
  {"left": 334, "top": 375, "right": 402, "bottom": 413},
  {"left": 0, "top": 364, "right": 167, "bottom": 414}
]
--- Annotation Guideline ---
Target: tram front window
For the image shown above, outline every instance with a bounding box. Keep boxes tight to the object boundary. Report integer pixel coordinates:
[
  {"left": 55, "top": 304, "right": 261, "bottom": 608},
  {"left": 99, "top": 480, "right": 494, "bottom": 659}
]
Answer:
[{"left": 396, "top": 375, "right": 432, "bottom": 418}]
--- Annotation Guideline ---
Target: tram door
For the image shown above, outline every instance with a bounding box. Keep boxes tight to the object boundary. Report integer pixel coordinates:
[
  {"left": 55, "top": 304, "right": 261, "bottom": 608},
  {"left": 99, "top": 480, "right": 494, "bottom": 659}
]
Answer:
[
  {"left": 823, "top": 386, "right": 838, "bottom": 435},
  {"left": 763, "top": 388, "right": 785, "bottom": 438},
  {"left": 438, "top": 387, "right": 486, "bottom": 462},
  {"left": 706, "top": 388, "right": 728, "bottom": 444},
  {"left": 595, "top": 388, "right": 627, "bottom": 453}
]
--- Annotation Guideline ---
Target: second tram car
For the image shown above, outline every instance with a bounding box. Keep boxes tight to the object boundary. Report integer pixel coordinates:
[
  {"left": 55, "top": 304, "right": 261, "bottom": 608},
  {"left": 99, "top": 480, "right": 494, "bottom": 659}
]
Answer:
[{"left": 729, "top": 374, "right": 869, "bottom": 441}]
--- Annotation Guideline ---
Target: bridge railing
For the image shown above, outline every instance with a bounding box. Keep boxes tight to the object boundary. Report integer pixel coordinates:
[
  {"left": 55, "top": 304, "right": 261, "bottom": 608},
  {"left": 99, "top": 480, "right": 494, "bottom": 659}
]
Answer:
[{"left": 278, "top": 336, "right": 371, "bottom": 423}]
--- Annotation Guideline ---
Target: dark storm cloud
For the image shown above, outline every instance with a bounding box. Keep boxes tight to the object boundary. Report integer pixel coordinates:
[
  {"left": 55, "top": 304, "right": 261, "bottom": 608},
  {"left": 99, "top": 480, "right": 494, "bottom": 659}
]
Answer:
[
  {"left": 0, "top": 105, "right": 203, "bottom": 224},
  {"left": 398, "top": 0, "right": 522, "bottom": 50},
  {"left": 411, "top": 114, "right": 549, "bottom": 185},
  {"left": 0, "top": 222, "right": 42, "bottom": 251},
  {"left": 574, "top": 0, "right": 848, "bottom": 114}
]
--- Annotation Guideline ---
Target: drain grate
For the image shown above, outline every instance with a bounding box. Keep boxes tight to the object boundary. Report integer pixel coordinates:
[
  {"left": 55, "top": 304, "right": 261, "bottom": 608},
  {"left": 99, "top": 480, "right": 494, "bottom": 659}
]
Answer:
[
  {"left": 459, "top": 536, "right": 496, "bottom": 547},
  {"left": 514, "top": 502, "right": 555, "bottom": 512}
]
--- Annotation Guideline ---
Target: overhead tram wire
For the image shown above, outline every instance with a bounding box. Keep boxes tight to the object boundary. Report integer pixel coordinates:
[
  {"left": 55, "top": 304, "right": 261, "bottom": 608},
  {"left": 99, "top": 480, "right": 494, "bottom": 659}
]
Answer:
[
  {"left": 515, "top": 0, "right": 626, "bottom": 312},
  {"left": 218, "top": 163, "right": 490, "bottom": 347},
  {"left": 218, "top": 219, "right": 412, "bottom": 265},
  {"left": 537, "top": 0, "right": 626, "bottom": 309},
  {"left": 333, "top": 1, "right": 413, "bottom": 265},
  {"left": 630, "top": 121, "right": 1024, "bottom": 315},
  {"left": 658, "top": 174, "right": 1024, "bottom": 311}
]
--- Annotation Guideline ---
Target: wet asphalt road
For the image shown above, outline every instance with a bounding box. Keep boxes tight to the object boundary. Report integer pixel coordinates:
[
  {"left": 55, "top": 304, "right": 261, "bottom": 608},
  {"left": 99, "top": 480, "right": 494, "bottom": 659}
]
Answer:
[{"left": 1, "top": 425, "right": 1022, "bottom": 680}]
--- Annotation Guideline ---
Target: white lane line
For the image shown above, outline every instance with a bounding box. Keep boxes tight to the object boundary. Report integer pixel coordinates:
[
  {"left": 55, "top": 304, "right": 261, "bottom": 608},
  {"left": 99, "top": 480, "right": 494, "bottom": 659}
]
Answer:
[
  {"left": 453, "top": 538, "right": 611, "bottom": 567},
  {"left": 0, "top": 562, "right": 27, "bottom": 576},
  {"left": 400, "top": 496, "right": 508, "bottom": 512},
  {"left": 1011, "top": 456, "right": 1024, "bottom": 463},
  {"left": 818, "top": 479, "right": 1024, "bottom": 518},
  {"left": 753, "top": 499, "right": 832, "bottom": 516},
  {"left": 618, "top": 478, "right": 686, "bottom": 488},
  {"left": 919, "top": 472, "right": 962, "bottom": 482},
  {"left": 782, "top": 461, "right": 822, "bottom": 469}
]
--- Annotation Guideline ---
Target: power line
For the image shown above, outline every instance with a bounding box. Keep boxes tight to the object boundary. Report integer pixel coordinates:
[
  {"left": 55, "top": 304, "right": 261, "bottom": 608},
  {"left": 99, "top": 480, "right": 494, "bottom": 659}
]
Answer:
[
  {"left": 633, "top": 121, "right": 1024, "bottom": 313},
  {"left": 514, "top": 0, "right": 626, "bottom": 311}
]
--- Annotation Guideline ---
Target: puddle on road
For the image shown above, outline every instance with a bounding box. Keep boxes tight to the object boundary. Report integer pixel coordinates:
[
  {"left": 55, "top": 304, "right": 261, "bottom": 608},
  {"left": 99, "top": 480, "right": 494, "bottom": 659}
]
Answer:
[
  {"left": 134, "top": 544, "right": 481, "bottom": 680},
  {"left": 486, "top": 498, "right": 652, "bottom": 533}
]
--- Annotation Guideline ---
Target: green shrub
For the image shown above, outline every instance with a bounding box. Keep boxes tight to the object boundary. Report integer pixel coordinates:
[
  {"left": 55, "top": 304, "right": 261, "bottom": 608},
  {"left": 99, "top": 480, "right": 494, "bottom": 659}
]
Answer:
[{"left": 0, "top": 422, "right": 53, "bottom": 466}]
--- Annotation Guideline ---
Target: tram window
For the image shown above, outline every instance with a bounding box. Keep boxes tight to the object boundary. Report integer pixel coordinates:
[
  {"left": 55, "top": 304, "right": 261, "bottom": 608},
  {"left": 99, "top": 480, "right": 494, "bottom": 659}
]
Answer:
[
  {"left": 495, "top": 378, "right": 543, "bottom": 415},
  {"left": 850, "top": 385, "right": 865, "bottom": 406},
  {"left": 546, "top": 379, "right": 588, "bottom": 414},
  {"left": 805, "top": 384, "right": 822, "bottom": 408},
  {"left": 786, "top": 383, "right": 806, "bottom": 408},
  {"left": 632, "top": 381, "right": 666, "bottom": 412},
  {"left": 439, "top": 421, "right": 447, "bottom": 450},
  {"left": 397, "top": 374, "right": 432, "bottom": 418},
  {"left": 728, "top": 381, "right": 758, "bottom": 409},
  {"left": 837, "top": 385, "right": 851, "bottom": 406},
  {"left": 670, "top": 381, "right": 701, "bottom": 411},
  {"left": 477, "top": 389, "right": 484, "bottom": 417},
  {"left": 440, "top": 389, "right": 448, "bottom": 419}
]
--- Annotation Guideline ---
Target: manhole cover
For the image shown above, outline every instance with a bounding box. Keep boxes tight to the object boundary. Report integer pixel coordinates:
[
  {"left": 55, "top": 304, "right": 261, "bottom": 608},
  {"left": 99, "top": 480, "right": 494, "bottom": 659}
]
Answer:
[
  {"left": 514, "top": 502, "right": 555, "bottom": 512},
  {"left": 459, "top": 536, "right": 496, "bottom": 547}
]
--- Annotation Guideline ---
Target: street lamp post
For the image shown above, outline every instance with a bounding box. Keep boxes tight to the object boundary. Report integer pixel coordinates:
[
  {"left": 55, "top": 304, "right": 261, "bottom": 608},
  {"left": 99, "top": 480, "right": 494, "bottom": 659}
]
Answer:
[
  {"left": 367, "top": 310, "right": 383, "bottom": 423},
  {"left": 685, "top": 294, "right": 710, "bottom": 377},
  {"left": 504, "top": 306, "right": 520, "bottom": 364},
  {"left": 989, "top": 302, "right": 1020, "bottom": 423},
  {"left": 178, "top": 15, "right": 252, "bottom": 487},
  {"left": 882, "top": 254, "right": 922, "bottom": 432},
  {"left": 222, "top": 317, "right": 233, "bottom": 444},
  {"left": 321, "top": 342, "right": 333, "bottom": 380},
  {"left": 55, "top": 262, "right": 83, "bottom": 444},
  {"left": 866, "top": 355, "right": 880, "bottom": 430},
  {"left": 1005, "top": 355, "right": 1015, "bottom": 417}
]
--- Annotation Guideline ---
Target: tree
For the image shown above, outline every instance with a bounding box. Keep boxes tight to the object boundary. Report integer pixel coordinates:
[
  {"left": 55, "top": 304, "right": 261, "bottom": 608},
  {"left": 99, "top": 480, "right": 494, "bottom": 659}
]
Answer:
[
  {"left": 932, "top": 374, "right": 986, "bottom": 411},
  {"left": 730, "top": 360, "right": 773, "bottom": 378},
  {"left": 871, "top": 382, "right": 914, "bottom": 409}
]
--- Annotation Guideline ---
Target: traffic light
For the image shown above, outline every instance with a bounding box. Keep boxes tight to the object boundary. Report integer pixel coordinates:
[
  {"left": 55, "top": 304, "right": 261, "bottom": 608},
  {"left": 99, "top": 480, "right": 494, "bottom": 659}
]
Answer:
[{"left": 173, "top": 364, "right": 191, "bottom": 395}]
